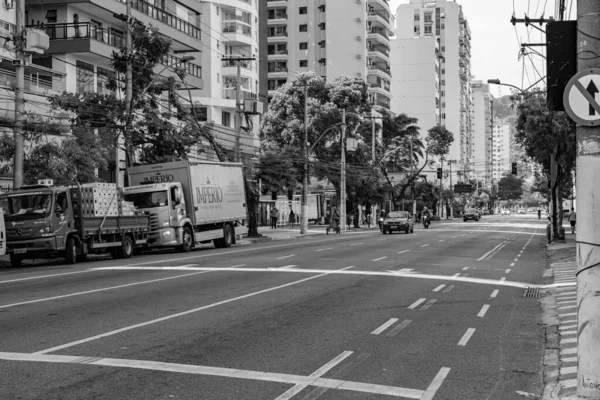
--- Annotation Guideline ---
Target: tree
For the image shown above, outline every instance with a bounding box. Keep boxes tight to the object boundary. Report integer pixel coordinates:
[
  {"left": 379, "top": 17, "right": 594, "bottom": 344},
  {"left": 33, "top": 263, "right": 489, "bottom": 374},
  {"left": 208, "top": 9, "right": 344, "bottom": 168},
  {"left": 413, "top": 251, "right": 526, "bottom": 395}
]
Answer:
[
  {"left": 49, "top": 25, "right": 208, "bottom": 169},
  {"left": 497, "top": 173, "right": 524, "bottom": 201},
  {"left": 514, "top": 89, "right": 575, "bottom": 237},
  {"left": 254, "top": 148, "right": 300, "bottom": 200}
]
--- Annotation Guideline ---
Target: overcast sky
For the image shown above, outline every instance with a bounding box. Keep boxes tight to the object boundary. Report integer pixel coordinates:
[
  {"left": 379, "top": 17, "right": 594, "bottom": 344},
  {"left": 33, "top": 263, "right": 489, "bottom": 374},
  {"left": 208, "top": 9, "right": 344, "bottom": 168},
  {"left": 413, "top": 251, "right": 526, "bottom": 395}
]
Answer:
[{"left": 389, "top": 0, "right": 572, "bottom": 97}]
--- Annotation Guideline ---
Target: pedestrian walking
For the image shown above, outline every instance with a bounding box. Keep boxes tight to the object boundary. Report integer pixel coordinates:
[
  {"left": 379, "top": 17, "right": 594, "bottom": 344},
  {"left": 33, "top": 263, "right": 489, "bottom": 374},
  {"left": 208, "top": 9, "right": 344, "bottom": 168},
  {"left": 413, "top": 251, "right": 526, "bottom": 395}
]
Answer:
[
  {"left": 289, "top": 207, "right": 295, "bottom": 229},
  {"left": 271, "top": 205, "right": 279, "bottom": 229},
  {"left": 568, "top": 207, "right": 576, "bottom": 234},
  {"left": 537, "top": 208, "right": 541, "bottom": 220}
]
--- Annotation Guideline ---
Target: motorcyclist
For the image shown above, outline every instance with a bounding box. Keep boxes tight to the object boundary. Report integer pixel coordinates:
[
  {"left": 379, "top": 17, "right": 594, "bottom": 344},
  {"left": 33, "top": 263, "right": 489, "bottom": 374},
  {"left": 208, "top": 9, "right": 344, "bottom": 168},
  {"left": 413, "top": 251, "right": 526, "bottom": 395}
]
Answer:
[{"left": 422, "top": 206, "right": 431, "bottom": 227}]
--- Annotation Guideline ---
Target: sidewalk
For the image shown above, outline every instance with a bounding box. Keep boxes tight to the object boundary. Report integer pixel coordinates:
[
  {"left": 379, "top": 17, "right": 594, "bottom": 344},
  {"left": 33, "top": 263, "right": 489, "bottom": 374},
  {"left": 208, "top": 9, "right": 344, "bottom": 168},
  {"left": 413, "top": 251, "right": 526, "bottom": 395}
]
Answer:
[
  {"left": 542, "top": 233, "right": 578, "bottom": 400},
  {"left": 239, "top": 224, "right": 379, "bottom": 243}
]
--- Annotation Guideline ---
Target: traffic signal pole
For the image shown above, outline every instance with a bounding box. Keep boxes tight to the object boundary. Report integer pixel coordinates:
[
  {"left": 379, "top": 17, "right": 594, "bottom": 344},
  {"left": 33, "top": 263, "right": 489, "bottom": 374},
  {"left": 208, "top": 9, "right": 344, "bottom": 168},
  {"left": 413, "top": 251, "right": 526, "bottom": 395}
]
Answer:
[{"left": 576, "top": 0, "right": 600, "bottom": 397}]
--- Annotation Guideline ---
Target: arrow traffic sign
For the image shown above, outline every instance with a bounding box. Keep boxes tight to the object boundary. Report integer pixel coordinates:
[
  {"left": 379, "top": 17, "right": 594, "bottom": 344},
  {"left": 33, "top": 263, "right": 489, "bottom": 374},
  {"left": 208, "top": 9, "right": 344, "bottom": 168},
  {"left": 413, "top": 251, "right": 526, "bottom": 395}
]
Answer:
[{"left": 563, "top": 68, "right": 600, "bottom": 126}]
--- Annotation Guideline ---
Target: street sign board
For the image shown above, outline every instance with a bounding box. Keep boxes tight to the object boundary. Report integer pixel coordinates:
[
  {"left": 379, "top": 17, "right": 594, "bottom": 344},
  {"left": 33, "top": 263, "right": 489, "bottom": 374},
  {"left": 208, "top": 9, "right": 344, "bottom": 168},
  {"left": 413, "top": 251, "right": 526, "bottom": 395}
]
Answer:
[
  {"left": 563, "top": 68, "right": 600, "bottom": 126},
  {"left": 454, "top": 184, "right": 472, "bottom": 194}
]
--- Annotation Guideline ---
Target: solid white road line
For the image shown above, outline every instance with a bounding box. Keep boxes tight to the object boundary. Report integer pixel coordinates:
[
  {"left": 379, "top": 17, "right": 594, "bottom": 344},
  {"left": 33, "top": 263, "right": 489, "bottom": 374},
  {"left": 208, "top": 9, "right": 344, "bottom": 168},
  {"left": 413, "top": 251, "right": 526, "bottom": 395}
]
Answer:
[
  {"left": 477, "top": 241, "right": 508, "bottom": 261},
  {"left": 421, "top": 244, "right": 430, "bottom": 248},
  {"left": 421, "top": 299, "right": 437, "bottom": 310},
  {"left": 0, "top": 265, "right": 206, "bottom": 310},
  {"left": 421, "top": 367, "right": 452, "bottom": 400},
  {"left": 0, "top": 270, "right": 94, "bottom": 285},
  {"left": 408, "top": 298, "right": 427, "bottom": 309},
  {"left": 387, "top": 319, "right": 412, "bottom": 337},
  {"left": 279, "top": 265, "right": 298, "bottom": 269},
  {"left": 491, "top": 289, "right": 499, "bottom": 298},
  {"left": 458, "top": 328, "right": 476, "bottom": 346},
  {"left": 315, "top": 248, "right": 332, "bottom": 252},
  {"left": 373, "top": 256, "right": 388, "bottom": 262},
  {"left": 477, "top": 304, "right": 490, "bottom": 318},
  {"left": 398, "top": 250, "right": 411, "bottom": 254},
  {"left": 34, "top": 266, "right": 355, "bottom": 355},
  {"left": 500, "top": 277, "right": 506, "bottom": 283},
  {"left": 371, "top": 318, "right": 399, "bottom": 335},
  {"left": 277, "top": 255, "right": 296, "bottom": 260},
  {"left": 432, "top": 284, "right": 446, "bottom": 292},
  {"left": 0, "top": 351, "right": 426, "bottom": 399},
  {"left": 274, "top": 351, "right": 353, "bottom": 400}
]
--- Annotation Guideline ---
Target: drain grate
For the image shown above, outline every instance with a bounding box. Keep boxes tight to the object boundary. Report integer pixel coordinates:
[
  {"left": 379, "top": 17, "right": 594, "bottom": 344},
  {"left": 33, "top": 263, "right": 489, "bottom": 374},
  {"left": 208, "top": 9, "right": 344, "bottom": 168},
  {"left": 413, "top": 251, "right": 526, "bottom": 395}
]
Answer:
[{"left": 523, "top": 287, "right": 542, "bottom": 298}]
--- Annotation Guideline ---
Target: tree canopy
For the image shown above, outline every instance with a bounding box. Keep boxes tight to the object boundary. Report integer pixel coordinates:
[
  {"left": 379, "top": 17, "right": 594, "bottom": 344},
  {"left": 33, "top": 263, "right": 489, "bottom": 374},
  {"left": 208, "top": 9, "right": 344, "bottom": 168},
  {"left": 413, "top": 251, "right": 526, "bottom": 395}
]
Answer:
[{"left": 497, "top": 173, "right": 524, "bottom": 201}]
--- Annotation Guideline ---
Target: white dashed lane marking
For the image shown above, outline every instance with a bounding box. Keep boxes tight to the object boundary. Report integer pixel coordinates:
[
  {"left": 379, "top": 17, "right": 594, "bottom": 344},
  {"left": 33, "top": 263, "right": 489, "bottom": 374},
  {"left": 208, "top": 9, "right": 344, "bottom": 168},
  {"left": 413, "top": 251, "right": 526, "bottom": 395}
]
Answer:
[
  {"left": 398, "top": 250, "right": 411, "bottom": 254},
  {"left": 373, "top": 256, "right": 388, "bottom": 262},
  {"left": 315, "top": 248, "right": 332, "bottom": 252},
  {"left": 433, "top": 284, "right": 446, "bottom": 292},
  {"left": 421, "top": 244, "right": 430, "bottom": 248},
  {"left": 477, "top": 305, "right": 490, "bottom": 318},
  {"left": 491, "top": 290, "right": 499, "bottom": 298},
  {"left": 371, "top": 319, "right": 399, "bottom": 335},
  {"left": 458, "top": 328, "right": 476, "bottom": 346},
  {"left": 408, "top": 298, "right": 427, "bottom": 309},
  {"left": 387, "top": 320, "right": 412, "bottom": 337},
  {"left": 277, "top": 255, "right": 296, "bottom": 260}
]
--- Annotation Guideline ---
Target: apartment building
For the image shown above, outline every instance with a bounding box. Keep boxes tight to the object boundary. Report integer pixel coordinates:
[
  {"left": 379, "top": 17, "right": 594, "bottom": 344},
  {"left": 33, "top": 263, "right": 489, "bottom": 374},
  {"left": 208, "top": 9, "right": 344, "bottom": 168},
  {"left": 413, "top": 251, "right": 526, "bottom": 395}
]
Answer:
[
  {"left": 395, "top": 0, "right": 473, "bottom": 170},
  {"left": 491, "top": 118, "right": 511, "bottom": 182},
  {"left": 264, "top": 0, "right": 394, "bottom": 111},
  {"left": 194, "top": 0, "right": 261, "bottom": 161},
  {"left": 471, "top": 80, "right": 492, "bottom": 190}
]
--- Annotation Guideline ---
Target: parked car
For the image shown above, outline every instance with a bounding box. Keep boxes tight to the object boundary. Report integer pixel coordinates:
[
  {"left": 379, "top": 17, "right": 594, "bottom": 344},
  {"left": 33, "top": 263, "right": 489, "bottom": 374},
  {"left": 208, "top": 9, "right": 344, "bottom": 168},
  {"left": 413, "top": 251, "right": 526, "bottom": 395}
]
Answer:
[
  {"left": 482, "top": 209, "right": 490, "bottom": 215},
  {"left": 463, "top": 208, "right": 480, "bottom": 222},
  {"left": 501, "top": 208, "right": 511, "bottom": 216},
  {"left": 382, "top": 211, "right": 414, "bottom": 234},
  {"left": 519, "top": 209, "right": 526, "bottom": 214}
]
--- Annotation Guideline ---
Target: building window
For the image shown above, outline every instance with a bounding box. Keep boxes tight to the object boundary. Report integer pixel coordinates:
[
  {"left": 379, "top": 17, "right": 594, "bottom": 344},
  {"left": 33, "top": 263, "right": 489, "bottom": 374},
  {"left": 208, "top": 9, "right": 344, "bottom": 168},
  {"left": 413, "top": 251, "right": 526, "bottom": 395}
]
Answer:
[
  {"left": 222, "top": 111, "right": 231, "bottom": 127},
  {"left": 424, "top": 25, "right": 432, "bottom": 35},
  {"left": 319, "top": 40, "right": 326, "bottom": 48},
  {"left": 194, "top": 106, "right": 208, "bottom": 121},
  {"left": 299, "top": 42, "right": 308, "bottom": 50},
  {"left": 76, "top": 61, "right": 94, "bottom": 94},
  {"left": 45, "top": 10, "right": 57, "bottom": 23},
  {"left": 414, "top": 12, "right": 420, "bottom": 21},
  {"left": 318, "top": 5, "right": 325, "bottom": 12},
  {"left": 319, "top": 23, "right": 325, "bottom": 30},
  {"left": 299, "top": 60, "right": 308, "bottom": 67},
  {"left": 299, "top": 24, "right": 308, "bottom": 32},
  {"left": 318, "top": 58, "right": 326, "bottom": 66},
  {"left": 424, "top": 12, "right": 432, "bottom": 23},
  {"left": 414, "top": 25, "right": 420, "bottom": 34},
  {"left": 299, "top": 7, "right": 307, "bottom": 14},
  {"left": 97, "top": 67, "right": 114, "bottom": 95}
]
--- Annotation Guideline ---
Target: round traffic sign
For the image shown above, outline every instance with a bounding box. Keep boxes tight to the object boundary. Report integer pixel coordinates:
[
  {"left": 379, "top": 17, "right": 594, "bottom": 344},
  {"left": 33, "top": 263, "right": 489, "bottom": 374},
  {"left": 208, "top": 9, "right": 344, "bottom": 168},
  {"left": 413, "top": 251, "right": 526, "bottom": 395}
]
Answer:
[{"left": 563, "top": 68, "right": 600, "bottom": 126}]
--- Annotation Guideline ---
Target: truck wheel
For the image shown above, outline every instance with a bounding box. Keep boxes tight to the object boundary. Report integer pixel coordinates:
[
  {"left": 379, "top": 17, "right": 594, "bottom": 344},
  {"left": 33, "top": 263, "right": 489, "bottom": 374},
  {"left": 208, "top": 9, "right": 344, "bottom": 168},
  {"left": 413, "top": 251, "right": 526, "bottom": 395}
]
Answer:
[
  {"left": 10, "top": 254, "right": 23, "bottom": 268},
  {"left": 116, "top": 235, "right": 134, "bottom": 259},
  {"left": 223, "top": 225, "right": 233, "bottom": 248},
  {"left": 177, "top": 226, "right": 193, "bottom": 252},
  {"left": 65, "top": 237, "right": 78, "bottom": 265}
]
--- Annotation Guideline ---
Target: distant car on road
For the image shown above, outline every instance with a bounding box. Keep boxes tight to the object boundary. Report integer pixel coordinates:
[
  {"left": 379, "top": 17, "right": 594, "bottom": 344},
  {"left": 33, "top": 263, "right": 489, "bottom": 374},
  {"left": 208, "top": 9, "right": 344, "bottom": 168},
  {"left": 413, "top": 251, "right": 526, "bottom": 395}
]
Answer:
[
  {"left": 519, "top": 209, "right": 526, "bottom": 214},
  {"left": 501, "top": 209, "right": 511, "bottom": 216},
  {"left": 463, "top": 208, "right": 480, "bottom": 222},
  {"left": 382, "top": 211, "right": 414, "bottom": 234},
  {"left": 482, "top": 209, "right": 490, "bottom": 215}
]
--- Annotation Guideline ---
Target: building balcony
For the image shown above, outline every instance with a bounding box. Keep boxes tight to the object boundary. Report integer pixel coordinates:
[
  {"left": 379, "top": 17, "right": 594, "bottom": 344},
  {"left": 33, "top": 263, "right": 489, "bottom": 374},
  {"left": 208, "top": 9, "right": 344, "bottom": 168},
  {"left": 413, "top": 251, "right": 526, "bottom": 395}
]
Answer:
[
  {"left": 222, "top": 87, "right": 258, "bottom": 101},
  {"left": 268, "top": 66, "right": 288, "bottom": 78},
  {"left": 268, "top": 31, "right": 288, "bottom": 42},
  {"left": 39, "top": 22, "right": 125, "bottom": 59},
  {"left": 368, "top": 64, "right": 391, "bottom": 80},
  {"left": 267, "top": 0, "right": 287, "bottom": 7},
  {"left": 368, "top": 0, "right": 390, "bottom": 13},
  {"left": 0, "top": 65, "right": 66, "bottom": 96},
  {"left": 368, "top": 47, "right": 390, "bottom": 63},
  {"left": 367, "top": 13, "right": 390, "bottom": 31},
  {"left": 267, "top": 50, "right": 288, "bottom": 60},
  {"left": 367, "top": 29, "right": 390, "bottom": 46},
  {"left": 222, "top": 22, "right": 253, "bottom": 45},
  {"left": 368, "top": 80, "right": 390, "bottom": 96},
  {"left": 124, "top": 0, "right": 201, "bottom": 42}
]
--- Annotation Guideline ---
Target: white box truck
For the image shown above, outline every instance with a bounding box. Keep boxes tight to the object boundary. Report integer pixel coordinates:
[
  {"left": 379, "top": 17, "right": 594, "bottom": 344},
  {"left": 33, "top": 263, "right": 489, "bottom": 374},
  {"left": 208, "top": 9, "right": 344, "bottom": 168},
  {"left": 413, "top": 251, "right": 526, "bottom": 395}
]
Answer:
[{"left": 124, "top": 160, "right": 247, "bottom": 251}]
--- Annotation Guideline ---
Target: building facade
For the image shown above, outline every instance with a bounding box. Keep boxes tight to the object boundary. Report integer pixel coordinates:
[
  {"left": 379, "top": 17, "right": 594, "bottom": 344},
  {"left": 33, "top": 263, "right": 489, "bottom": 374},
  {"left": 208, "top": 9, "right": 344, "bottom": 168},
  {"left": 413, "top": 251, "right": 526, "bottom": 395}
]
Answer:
[
  {"left": 394, "top": 0, "right": 473, "bottom": 170},
  {"left": 471, "top": 80, "right": 492, "bottom": 190},
  {"left": 265, "top": 0, "right": 394, "bottom": 111},
  {"left": 492, "top": 118, "right": 511, "bottom": 182}
]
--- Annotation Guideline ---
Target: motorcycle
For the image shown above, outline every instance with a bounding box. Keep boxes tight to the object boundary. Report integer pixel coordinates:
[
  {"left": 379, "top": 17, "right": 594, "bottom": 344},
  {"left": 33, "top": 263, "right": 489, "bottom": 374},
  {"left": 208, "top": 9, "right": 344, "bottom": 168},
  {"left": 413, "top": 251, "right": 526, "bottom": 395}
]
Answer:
[{"left": 423, "top": 215, "right": 430, "bottom": 229}]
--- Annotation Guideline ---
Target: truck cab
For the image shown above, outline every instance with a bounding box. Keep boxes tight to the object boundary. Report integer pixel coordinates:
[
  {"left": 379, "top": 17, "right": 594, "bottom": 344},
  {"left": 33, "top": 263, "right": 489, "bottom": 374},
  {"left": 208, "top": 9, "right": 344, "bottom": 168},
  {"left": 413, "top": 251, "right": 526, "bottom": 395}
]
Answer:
[
  {"left": 0, "top": 183, "right": 76, "bottom": 264},
  {"left": 122, "top": 182, "right": 192, "bottom": 250}
]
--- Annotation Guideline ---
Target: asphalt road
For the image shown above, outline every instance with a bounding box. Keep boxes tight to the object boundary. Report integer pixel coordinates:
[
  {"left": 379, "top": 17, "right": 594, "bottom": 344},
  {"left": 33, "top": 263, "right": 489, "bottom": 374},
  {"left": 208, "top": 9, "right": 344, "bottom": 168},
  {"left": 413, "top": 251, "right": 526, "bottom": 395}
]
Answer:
[{"left": 0, "top": 214, "right": 550, "bottom": 400}]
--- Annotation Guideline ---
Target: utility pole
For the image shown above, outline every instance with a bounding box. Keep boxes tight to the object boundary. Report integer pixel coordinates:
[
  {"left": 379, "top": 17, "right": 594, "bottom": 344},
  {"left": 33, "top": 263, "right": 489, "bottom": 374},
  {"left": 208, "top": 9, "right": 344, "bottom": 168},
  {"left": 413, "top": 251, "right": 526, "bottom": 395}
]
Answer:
[
  {"left": 13, "top": 0, "right": 25, "bottom": 189},
  {"left": 439, "top": 157, "right": 443, "bottom": 218},
  {"left": 372, "top": 117, "right": 376, "bottom": 162},
  {"left": 302, "top": 84, "right": 308, "bottom": 234},
  {"left": 221, "top": 57, "right": 256, "bottom": 163},
  {"left": 410, "top": 137, "right": 416, "bottom": 216},
  {"left": 340, "top": 109, "right": 347, "bottom": 231},
  {"left": 122, "top": 0, "right": 133, "bottom": 187},
  {"left": 576, "top": 1, "right": 600, "bottom": 397},
  {"left": 448, "top": 160, "right": 453, "bottom": 219}
]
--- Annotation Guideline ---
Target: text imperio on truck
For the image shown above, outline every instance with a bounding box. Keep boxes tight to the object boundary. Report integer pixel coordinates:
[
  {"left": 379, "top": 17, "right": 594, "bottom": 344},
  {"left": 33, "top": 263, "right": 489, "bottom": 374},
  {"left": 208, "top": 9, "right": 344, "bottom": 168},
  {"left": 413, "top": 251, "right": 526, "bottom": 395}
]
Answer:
[{"left": 124, "top": 160, "right": 247, "bottom": 251}]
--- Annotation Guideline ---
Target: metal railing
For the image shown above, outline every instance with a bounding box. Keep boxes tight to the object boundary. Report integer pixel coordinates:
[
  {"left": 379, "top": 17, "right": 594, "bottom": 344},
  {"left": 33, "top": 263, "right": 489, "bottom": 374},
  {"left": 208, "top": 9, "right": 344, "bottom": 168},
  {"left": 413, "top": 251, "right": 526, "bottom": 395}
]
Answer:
[
  {"left": 268, "top": 66, "right": 288, "bottom": 73},
  {"left": 0, "top": 67, "right": 65, "bottom": 95},
  {"left": 37, "top": 22, "right": 126, "bottom": 48},
  {"left": 120, "top": 0, "right": 201, "bottom": 41},
  {"left": 161, "top": 54, "right": 202, "bottom": 78},
  {"left": 222, "top": 59, "right": 251, "bottom": 69},
  {"left": 367, "top": 46, "right": 390, "bottom": 57},
  {"left": 368, "top": 64, "right": 391, "bottom": 75}
]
